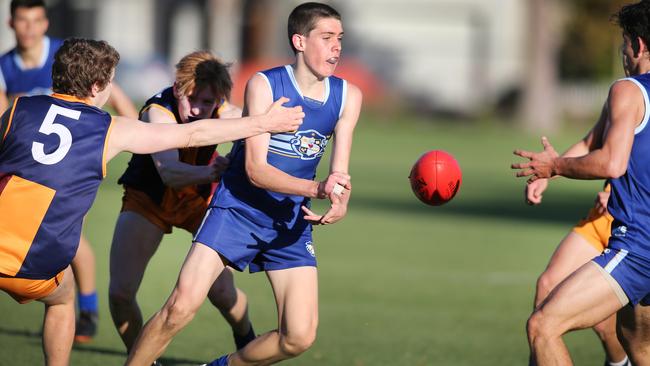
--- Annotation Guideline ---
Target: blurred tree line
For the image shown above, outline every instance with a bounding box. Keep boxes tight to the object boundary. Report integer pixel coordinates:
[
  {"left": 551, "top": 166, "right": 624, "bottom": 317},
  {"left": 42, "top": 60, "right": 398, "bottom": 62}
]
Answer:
[{"left": 559, "top": 0, "right": 629, "bottom": 81}]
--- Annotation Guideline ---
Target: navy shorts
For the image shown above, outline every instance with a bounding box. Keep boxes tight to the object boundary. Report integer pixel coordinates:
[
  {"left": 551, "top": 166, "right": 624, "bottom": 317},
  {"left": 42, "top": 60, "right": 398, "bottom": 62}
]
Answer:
[
  {"left": 194, "top": 207, "right": 317, "bottom": 273},
  {"left": 592, "top": 246, "right": 650, "bottom": 305}
]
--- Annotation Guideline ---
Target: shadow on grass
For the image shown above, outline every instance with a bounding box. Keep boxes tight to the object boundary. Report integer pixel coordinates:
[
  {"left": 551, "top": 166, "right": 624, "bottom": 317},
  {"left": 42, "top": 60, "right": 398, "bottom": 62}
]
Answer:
[
  {"left": 351, "top": 190, "right": 596, "bottom": 225},
  {"left": 0, "top": 326, "right": 41, "bottom": 339},
  {"left": 0, "top": 326, "right": 204, "bottom": 365},
  {"left": 73, "top": 344, "right": 205, "bottom": 365}
]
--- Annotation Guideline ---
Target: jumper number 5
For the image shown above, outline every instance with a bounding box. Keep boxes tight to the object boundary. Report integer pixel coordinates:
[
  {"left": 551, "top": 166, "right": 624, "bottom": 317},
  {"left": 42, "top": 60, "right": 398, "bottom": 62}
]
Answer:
[{"left": 32, "top": 104, "right": 80, "bottom": 165}]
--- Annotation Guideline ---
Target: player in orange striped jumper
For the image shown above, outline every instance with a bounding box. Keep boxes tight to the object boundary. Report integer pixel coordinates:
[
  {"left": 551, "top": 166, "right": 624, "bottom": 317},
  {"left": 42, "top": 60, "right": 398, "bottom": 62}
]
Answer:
[{"left": 0, "top": 38, "right": 303, "bottom": 366}]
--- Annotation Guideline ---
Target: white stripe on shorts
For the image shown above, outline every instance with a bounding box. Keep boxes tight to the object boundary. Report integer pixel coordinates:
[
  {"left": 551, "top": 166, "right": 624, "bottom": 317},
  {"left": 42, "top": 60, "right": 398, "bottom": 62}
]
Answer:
[
  {"left": 604, "top": 249, "right": 629, "bottom": 273},
  {"left": 193, "top": 207, "right": 212, "bottom": 242}
]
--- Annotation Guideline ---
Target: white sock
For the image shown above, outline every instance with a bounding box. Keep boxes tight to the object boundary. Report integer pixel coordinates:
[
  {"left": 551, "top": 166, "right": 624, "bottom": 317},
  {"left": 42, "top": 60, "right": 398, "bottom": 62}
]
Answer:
[{"left": 607, "top": 356, "right": 629, "bottom": 366}]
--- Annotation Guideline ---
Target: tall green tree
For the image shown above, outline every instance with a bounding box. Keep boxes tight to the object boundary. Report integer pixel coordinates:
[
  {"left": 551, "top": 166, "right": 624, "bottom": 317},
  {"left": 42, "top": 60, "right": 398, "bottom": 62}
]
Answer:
[{"left": 559, "top": 0, "right": 628, "bottom": 80}]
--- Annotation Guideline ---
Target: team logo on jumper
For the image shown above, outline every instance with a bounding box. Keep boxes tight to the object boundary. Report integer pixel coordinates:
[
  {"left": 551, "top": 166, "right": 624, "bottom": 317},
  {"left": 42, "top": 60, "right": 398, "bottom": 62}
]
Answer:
[
  {"left": 305, "top": 241, "right": 316, "bottom": 257},
  {"left": 613, "top": 225, "right": 628, "bottom": 237},
  {"left": 290, "top": 130, "right": 329, "bottom": 160}
]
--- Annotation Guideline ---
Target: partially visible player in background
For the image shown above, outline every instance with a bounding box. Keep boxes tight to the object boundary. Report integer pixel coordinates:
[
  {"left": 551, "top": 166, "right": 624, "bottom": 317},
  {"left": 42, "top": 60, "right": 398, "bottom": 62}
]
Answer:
[
  {"left": 0, "top": 37, "right": 303, "bottom": 366},
  {"left": 108, "top": 51, "right": 256, "bottom": 356},
  {"left": 126, "top": 2, "right": 361, "bottom": 365},
  {"left": 525, "top": 110, "right": 629, "bottom": 365},
  {"left": 0, "top": 0, "right": 139, "bottom": 343}
]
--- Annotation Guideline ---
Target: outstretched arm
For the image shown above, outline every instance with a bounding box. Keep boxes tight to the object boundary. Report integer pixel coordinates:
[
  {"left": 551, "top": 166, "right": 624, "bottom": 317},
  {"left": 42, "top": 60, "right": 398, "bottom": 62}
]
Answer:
[
  {"left": 513, "top": 80, "right": 641, "bottom": 181},
  {"left": 243, "top": 74, "right": 348, "bottom": 198},
  {"left": 525, "top": 102, "right": 609, "bottom": 204},
  {"left": 105, "top": 96, "right": 303, "bottom": 161},
  {"left": 143, "top": 106, "right": 225, "bottom": 188},
  {"left": 217, "top": 101, "right": 243, "bottom": 119}
]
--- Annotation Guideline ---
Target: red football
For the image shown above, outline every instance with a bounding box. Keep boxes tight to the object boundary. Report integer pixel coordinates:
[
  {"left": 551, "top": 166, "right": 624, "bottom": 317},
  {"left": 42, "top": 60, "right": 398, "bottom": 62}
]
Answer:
[{"left": 409, "top": 150, "right": 462, "bottom": 206}]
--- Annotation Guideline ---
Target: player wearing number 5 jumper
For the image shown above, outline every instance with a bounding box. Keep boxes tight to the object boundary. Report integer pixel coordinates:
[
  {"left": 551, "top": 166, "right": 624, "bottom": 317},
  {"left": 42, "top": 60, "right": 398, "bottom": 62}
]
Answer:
[{"left": 0, "top": 37, "right": 303, "bottom": 366}]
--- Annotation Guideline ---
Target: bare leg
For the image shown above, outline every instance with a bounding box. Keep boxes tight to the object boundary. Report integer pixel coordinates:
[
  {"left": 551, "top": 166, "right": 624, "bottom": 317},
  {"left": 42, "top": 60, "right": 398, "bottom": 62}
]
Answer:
[
  {"left": 72, "top": 233, "right": 99, "bottom": 343},
  {"left": 40, "top": 266, "right": 76, "bottom": 366},
  {"left": 528, "top": 262, "right": 627, "bottom": 365},
  {"left": 71, "top": 234, "right": 96, "bottom": 296},
  {"left": 109, "top": 211, "right": 164, "bottom": 352},
  {"left": 534, "top": 232, "right": 602, "bottom": 306},
  {"left": 227, "top": 266, "right": 318, "bottom": 366},
  {"left": 618, "top": 304, "right": 650, "bottom": 365},
  {"left": 208, "top": 268, "right": 253, "bottom": 337},
  {"left": 593, "top": 314, "right": 628, "bottom": 364},
  {"left": 533, "top": 232, "right": 627, "bottom": 363},
  {"left": 126, "top": 242, "right": 226, "bottom": 366}
]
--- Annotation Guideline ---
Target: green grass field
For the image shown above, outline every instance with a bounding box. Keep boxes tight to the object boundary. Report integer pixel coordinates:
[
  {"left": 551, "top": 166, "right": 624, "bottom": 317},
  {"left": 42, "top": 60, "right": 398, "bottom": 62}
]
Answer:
[{"left": 0, "top": 115, "right": 608, "bottom": 365}]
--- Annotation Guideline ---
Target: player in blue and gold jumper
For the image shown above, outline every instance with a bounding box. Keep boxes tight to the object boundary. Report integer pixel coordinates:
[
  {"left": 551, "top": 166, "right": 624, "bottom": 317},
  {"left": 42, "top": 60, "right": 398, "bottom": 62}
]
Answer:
[
  {"left": 127, "top": 3, "right": 363, "bottom": 366},
  {"left": 109, "top": 51, "right": 256, "bottom": 355},
  {"left": 0, "top": 0, "right": 140, "bottom": 343},
  {"left": 0, "top": 37, "right": 304, "bottom": 366}
]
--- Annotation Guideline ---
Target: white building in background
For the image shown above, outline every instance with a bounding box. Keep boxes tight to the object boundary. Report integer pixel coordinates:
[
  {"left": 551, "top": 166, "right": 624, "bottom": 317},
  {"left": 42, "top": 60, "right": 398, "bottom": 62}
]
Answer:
[
  {"left": 0, "top": 0, "right": 528, "bottom": 113},
  {"left": 344, "top": 0, "right": 527, "bottom": 113}
]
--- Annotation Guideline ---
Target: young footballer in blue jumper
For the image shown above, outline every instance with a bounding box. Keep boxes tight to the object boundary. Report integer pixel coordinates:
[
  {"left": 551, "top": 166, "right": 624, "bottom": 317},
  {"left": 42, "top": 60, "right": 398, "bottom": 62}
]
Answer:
[{"left": 127, "top": 2, "right": 363, "bottom": 366}]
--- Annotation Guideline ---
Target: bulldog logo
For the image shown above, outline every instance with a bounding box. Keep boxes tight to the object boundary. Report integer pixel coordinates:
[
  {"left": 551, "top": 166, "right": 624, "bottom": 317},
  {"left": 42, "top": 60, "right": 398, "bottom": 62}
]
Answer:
[{"left": 290, "top": 130, "right": 329, "bottom": 160}]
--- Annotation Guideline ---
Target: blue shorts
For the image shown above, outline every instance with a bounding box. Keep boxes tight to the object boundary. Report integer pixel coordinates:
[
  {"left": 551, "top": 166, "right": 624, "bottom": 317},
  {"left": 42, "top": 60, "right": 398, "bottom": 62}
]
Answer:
[
  {"left": 193, "top": 207, "right": 316, "bottom": 273},
  {"left": 592, "top": 246, "right": 650, "bottom": 305}
]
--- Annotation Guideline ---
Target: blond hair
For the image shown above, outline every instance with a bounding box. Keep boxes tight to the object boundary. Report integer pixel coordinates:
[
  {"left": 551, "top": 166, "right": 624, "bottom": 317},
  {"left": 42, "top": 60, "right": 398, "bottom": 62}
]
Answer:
[{"left": 175, "top": 51, "right": 232, "bottom": 100}]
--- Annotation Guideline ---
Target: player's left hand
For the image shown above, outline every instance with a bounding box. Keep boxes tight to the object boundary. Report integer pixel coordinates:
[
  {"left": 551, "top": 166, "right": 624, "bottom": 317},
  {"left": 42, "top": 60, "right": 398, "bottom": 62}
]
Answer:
[
  {"left": 512, "top": 136, "right": 559, "bottom": 182},
  {"left": 525, "top": 178, "right": 548, "bottom": 205},
  {"left": 302, "top": 184, "right": 351, "bottom": 225},
  {"left": 595, "top": 189, "right": 610, "bottom": 215},
  {"left": 316, "top": 171, "right": 351, "bottom": 199}
]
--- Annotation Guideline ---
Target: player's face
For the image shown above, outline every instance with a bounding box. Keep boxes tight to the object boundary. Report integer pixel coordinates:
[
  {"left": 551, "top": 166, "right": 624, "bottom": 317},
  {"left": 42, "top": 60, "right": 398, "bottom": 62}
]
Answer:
[
  {"left": 177, "top": 86, "right": 220, "bottom": 123},
  {"left": 10, "top": 7, "right": 49, "bottom": 50},
  {"left": 302, "top": 17, "right": 343, "bottom": 79},
  {"left": 621, "top": 34, "right": 640, "bottom": 77}
]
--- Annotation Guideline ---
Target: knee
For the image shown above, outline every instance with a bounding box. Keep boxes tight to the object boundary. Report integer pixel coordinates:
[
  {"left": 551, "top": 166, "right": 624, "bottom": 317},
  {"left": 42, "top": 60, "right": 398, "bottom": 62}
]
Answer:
[
  {"left": 208, "top": 281, "right": 239, "bottom": 312},
  {"left": 108, "top": 286, "right": 136, "bottom": 309},
  {"left": 527, "top": 310, "right": 555, "bottom": 342},
  {"left": 161, "top": 298, "right": 199, "bottom": 331},
  {"left": 279, "top": 328, "right": 317, "bottom": 357}
]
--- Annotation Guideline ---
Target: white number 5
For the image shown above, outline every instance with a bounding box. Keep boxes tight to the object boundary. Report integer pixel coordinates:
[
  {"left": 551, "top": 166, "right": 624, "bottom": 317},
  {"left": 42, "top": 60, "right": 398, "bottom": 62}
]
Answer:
[{"left": 32, "top": 104, "right": 80, "bottom": 165}]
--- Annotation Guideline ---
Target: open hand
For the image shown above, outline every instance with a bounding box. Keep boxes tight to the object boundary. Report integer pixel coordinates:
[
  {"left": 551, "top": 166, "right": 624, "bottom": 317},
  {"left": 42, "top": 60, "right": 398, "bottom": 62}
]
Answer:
[
  {"left": 265, "top": 97, "right": 304, "bottom": 133},
  {"left": 512, "top": 136, "right": 559, "bottom": 182}
]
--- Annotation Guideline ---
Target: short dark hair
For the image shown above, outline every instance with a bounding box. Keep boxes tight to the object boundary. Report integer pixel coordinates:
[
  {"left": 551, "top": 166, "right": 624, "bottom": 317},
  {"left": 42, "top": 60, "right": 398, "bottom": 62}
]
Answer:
[
  {"left": 10, "top": 0, "right": 46, "bottom": 17},
  {"left": 614, "top": 0, "right": 650, "bottom": 55},
  {"left": 52, "top": 38, "right": 120, "bottom": 99},
  {"left": 287, "top": 2, "right": 341, "bottom": 53}
]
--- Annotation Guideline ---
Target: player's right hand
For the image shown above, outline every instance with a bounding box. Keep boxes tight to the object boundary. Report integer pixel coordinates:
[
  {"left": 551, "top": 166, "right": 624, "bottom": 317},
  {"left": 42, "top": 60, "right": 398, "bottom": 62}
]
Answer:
[
  {"left": 265, "top": 97, "right": 304, "bottom": 133},
  {"left": 525, "top": 178, "right": 548, "bottom": 205},
  {"left": 316, "top": 171, "right": 351, "bottom": 199},
  {"left": 512, "top": 136, "right": 559, "bottom": 181}
]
